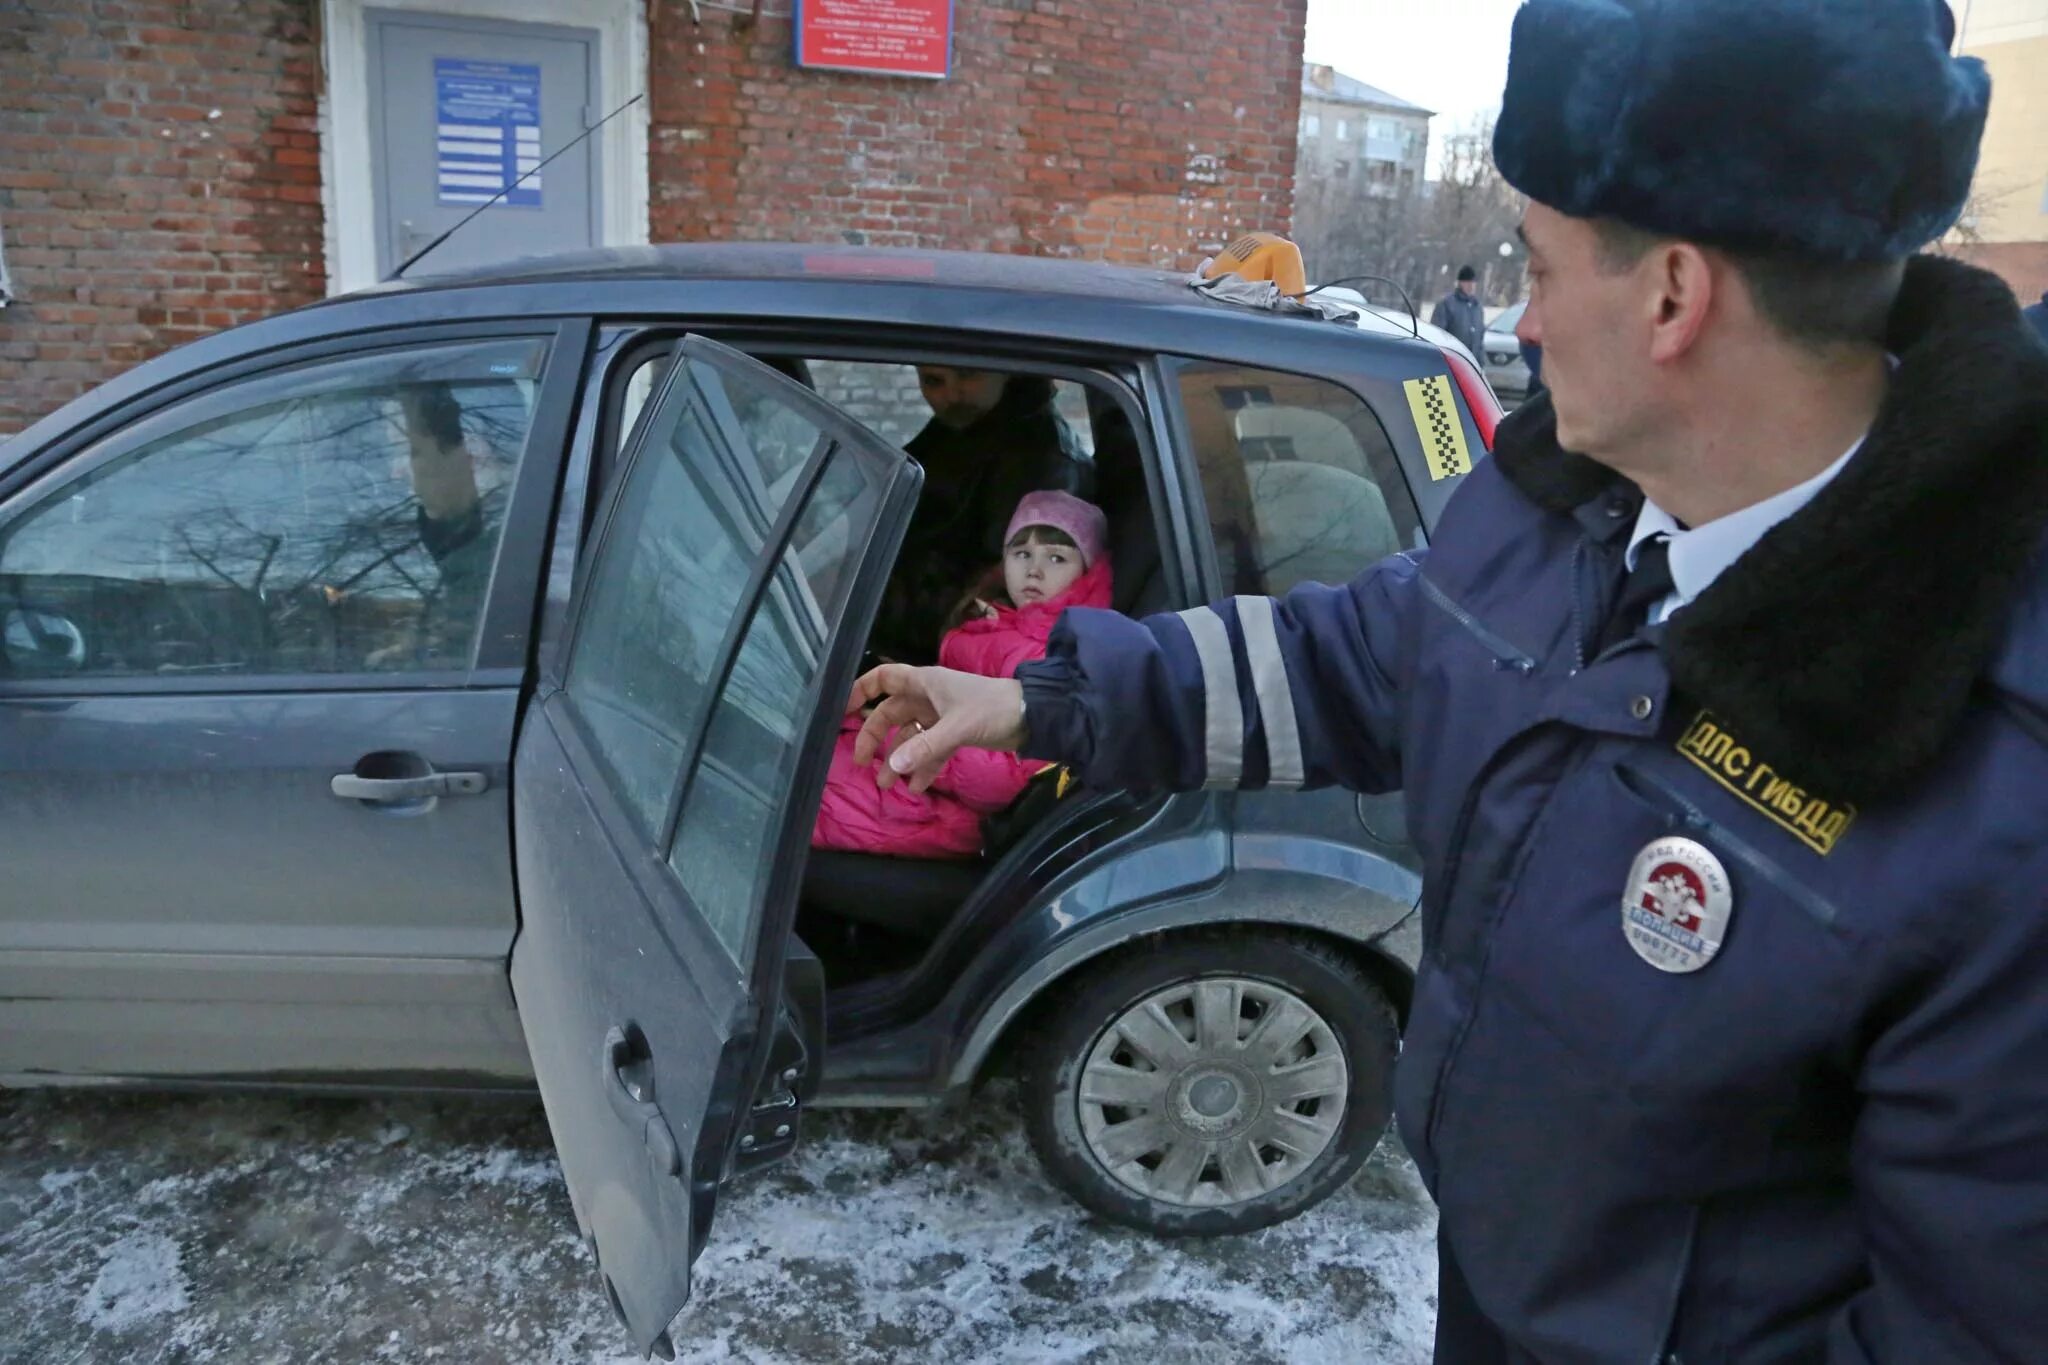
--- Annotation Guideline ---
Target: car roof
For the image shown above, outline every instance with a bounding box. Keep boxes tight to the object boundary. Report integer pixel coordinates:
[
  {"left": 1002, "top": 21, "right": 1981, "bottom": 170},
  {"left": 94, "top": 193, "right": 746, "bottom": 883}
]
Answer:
[
  {"left": 5, "top": 244, "right": 1456, "bottom": 461},
  {"left": 351, "top": 242, "right": 1208, "bottom": 311}
]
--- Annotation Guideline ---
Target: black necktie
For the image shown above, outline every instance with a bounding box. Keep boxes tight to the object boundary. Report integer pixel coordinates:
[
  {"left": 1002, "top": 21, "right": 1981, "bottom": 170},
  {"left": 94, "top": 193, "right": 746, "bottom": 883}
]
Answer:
[{"left": 1600, "top": 534, "right": 1675, "bottom": 653}]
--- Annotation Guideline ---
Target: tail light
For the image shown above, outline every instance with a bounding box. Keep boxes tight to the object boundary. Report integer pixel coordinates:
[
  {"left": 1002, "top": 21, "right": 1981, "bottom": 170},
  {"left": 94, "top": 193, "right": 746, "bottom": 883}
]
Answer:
[{"left": 1439, "top": 347, "right": 1503, "bottom": 452}]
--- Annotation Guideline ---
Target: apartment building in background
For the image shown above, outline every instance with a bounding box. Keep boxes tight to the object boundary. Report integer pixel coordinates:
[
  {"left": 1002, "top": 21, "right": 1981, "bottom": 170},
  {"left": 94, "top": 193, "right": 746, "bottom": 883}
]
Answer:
[{"left": 1297, "top": 63, "right": 1430, "bottom": 200}]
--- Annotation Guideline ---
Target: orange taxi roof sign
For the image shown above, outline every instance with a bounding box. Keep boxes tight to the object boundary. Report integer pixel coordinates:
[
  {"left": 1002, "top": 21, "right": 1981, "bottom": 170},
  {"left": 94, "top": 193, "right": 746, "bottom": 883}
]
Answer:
[{"left": 1202, "top": 232, "right": 1308, "bottom": 298}]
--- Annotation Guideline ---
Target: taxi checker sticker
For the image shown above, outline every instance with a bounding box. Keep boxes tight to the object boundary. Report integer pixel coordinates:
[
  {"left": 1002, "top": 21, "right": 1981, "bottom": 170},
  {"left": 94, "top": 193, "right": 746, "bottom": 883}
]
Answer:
[
  {"left": 1403, "top": 375, "right": 1475, "bottom": 482},
  {"left": 1622, "top": 837, "right": 1733, "bottom": 974}
]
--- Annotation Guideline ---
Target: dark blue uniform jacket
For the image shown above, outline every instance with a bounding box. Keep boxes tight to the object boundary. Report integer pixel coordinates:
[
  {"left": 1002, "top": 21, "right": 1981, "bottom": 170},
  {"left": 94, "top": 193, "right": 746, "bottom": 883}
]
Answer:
[{"left": 1017, "top": 258, "right": 2048, "bottom": 1363}]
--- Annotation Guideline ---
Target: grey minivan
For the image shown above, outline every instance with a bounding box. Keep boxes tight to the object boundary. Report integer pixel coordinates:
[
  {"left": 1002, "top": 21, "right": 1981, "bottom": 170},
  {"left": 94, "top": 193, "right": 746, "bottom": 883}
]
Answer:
[{"left": 0, "top": 245, "right": 1498, "bottom": 1354}]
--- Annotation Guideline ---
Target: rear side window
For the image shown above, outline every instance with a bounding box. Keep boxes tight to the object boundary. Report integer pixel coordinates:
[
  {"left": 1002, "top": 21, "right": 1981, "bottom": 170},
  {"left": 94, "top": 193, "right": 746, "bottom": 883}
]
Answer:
[{"left": 1175, "top": 362, "right": 1422, "bottom": 596}]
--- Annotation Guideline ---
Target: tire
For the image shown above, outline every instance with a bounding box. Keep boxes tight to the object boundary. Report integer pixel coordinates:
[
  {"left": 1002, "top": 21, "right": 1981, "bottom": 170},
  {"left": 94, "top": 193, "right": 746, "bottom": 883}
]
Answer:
[{"left": 1020, "top": 931, "right": 1399, "bottom": 1237}]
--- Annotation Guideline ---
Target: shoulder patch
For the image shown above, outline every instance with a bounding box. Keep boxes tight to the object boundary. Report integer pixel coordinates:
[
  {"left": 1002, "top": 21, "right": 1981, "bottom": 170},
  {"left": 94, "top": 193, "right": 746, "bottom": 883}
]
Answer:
[
  {"left": 1677, "top": 711, "right": 1856, "bottom": 855},
  {"left": 1404, "top": 374, "right": 1474, "bottom": 482}
]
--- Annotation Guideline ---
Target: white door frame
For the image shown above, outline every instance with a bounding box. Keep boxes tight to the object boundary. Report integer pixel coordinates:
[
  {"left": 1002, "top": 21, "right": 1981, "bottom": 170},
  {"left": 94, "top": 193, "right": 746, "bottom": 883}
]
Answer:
[{"left": 320, "top": 0, "right": 648, "bottom": 296}]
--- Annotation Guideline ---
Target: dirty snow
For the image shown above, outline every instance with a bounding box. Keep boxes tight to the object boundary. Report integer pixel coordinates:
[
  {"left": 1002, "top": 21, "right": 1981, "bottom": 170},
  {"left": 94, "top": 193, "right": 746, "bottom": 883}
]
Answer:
[
  {"left": 0, "top": 1085, "right": 1436, "bottom": 1363},
  {"left": 75, "top": 1230, "right": 192, "bottom": 1332}
]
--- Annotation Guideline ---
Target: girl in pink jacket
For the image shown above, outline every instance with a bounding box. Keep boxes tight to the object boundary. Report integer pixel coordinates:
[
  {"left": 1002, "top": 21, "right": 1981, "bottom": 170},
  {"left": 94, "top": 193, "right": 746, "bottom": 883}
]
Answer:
[{"left": 812, "top": 490, "right": 1114, "bottom": 860}]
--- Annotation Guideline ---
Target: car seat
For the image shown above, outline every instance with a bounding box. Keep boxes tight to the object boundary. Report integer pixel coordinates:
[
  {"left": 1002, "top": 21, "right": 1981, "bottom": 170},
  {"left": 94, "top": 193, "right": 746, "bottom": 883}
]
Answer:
[
  {"left": 800, "top": 850, "right": 983, "bottom": 941},
  {"left": 1231, "top": 407, "right": 1400, "bottom": 586},
  {"left": 798, "top": 761, "right": 1081, "bottom": 948}
]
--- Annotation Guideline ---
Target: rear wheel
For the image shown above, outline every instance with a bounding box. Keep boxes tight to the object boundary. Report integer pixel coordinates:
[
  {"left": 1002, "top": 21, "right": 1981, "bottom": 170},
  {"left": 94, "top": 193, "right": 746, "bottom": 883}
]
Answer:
[{"left": 1020, "top": 932, "right": 1398, "bottom": 1237}]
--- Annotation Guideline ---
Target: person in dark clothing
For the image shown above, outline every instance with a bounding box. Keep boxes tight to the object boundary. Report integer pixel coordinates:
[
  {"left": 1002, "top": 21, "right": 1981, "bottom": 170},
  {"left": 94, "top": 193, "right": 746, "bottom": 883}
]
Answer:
[
  {"left": 396, "top": 384, "right": 497, "bottom": 668},
  {"left": 1430, "top": 265, "right": 1487, "bottom": 357},
  {"left": 868, "top": 368, "right": 1092, "bottom": 663},
  {"left": 2024, "top": 290, "right": 2048, "bottom": 345},
  {"left": 850, "top": 2, "right": 2048, "bottom": 1361}
]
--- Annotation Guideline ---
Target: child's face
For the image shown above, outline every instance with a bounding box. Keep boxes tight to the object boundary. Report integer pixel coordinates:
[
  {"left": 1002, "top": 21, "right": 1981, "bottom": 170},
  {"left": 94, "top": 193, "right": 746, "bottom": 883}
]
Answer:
[{"left": 1003, "top": 532, "right": 1085, "bottom": 606}]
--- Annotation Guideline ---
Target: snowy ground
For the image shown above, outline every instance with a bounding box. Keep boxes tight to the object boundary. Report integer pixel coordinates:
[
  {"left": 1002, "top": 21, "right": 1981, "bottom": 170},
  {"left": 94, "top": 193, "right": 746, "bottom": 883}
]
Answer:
[{"left": 0, "top": 1085, "right": 1437, "bottom": 1364}]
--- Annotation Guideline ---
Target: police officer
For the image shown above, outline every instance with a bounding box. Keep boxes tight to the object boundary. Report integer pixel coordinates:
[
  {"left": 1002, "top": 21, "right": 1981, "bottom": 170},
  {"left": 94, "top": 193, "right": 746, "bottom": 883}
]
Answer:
[{"left": 852, "top": 1, "right": 2048, "bottom": 1358}]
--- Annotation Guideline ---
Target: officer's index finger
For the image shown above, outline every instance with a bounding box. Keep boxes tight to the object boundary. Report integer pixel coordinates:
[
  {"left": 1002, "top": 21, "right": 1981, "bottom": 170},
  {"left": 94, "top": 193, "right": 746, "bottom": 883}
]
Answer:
[{"left": 846, "top": 662, "right": 913, "bottom": 714}]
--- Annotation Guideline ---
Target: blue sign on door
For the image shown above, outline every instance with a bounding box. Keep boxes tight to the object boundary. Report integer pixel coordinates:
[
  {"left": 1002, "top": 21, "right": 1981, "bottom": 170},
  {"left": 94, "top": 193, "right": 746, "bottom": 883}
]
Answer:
[{"left": 435, "top": 58, "right": 542, "bottom": 208}]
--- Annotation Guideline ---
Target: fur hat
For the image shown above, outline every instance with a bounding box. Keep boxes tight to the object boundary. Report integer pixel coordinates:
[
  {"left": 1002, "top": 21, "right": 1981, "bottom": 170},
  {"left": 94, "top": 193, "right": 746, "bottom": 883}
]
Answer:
[
  {"left": 1457, "top": 265, "right": 1479, "bottom": 282},
  {"left": 1493, "top": 0, "right": 1991, "bottom": 262},
  {"left": 1005, "top": 490, "right": 1108, "bottom": 570}
]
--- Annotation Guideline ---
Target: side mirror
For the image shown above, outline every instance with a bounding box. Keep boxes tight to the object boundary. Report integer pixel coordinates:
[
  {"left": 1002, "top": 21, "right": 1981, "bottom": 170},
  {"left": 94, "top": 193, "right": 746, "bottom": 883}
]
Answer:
[{"left": 3, "top": 605, "right": 87, "bottom": 677}]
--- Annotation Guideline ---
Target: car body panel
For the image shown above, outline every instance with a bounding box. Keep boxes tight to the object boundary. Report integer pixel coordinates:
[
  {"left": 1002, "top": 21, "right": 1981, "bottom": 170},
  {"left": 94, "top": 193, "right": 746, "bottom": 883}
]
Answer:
[
  {"left": 0, "top": 686, "right": 529, "bottom": 1080},
  {"left": 1484, "top": 300, "right": 1531, "bottom": 399},
  {"left": 813, "top": 790, "right": 1422, "bottom": 1104},
  {"left": 938, "top": 854, "right": 1418, "bottom": 1094}
]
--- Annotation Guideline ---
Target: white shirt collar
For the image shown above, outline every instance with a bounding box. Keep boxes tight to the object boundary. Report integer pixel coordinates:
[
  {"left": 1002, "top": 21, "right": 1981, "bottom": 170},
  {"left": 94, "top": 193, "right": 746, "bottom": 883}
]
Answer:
[{"left": 1625, "top": 435, "right": 1866, "bottom": 624}]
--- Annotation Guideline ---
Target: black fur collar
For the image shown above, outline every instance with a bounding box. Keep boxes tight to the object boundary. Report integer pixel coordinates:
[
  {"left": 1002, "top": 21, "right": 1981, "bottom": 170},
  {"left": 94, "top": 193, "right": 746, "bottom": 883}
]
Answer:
[{"left": 1492, "top": 255, "right": 2048, "bottom": 805}]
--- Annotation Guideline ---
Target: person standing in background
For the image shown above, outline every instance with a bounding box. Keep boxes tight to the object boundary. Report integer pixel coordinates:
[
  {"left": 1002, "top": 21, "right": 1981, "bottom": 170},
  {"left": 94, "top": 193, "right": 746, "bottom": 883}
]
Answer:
[{"left": 1431, "top": 264, "right": 1487, "bottom": 358}]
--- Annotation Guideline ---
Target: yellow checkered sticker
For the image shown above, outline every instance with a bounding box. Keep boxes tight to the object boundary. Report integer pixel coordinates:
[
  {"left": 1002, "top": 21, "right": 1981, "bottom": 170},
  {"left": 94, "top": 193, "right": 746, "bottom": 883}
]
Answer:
[{"left": 1404, "top": 374, "right": 1474, "bottom": 482}]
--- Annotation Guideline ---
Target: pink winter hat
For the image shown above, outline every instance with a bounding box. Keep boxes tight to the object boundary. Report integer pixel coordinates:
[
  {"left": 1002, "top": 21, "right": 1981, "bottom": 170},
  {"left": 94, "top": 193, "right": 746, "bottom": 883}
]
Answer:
[{"left": 1005, "top": 490, "right": 1108, "bottom": 569}]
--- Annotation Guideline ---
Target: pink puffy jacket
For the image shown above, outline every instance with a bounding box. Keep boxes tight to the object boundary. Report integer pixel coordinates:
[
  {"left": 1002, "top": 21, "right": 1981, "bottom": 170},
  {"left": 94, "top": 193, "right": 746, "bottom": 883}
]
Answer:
[{"left": 811, "top": 558, "right": 1115, "bottom": 860}]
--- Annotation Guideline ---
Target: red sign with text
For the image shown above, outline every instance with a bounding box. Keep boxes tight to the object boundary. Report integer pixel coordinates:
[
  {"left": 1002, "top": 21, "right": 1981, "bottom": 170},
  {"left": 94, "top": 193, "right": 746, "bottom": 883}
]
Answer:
[{"left": 795, "top": 0, "right": 953, "bottom": 79}]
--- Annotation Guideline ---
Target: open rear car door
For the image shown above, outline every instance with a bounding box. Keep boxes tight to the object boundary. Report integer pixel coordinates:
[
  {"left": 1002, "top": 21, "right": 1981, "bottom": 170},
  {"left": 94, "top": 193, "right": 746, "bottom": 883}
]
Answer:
[{"left": 508, "top": 336, "right": 921, "bottom": 1355}]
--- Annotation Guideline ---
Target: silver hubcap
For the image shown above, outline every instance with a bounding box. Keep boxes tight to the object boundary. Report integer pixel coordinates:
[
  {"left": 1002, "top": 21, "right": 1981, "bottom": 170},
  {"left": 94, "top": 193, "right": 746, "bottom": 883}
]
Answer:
[{"left": 1076, "top": 977, "right": 1349, "bottom": 1208}]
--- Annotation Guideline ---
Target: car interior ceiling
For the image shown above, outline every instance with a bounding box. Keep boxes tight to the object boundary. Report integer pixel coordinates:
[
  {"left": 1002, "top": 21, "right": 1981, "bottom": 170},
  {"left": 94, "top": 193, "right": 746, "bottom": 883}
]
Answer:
[{"left": 783, "top": 360, "right": 1167, "bottom": 993}]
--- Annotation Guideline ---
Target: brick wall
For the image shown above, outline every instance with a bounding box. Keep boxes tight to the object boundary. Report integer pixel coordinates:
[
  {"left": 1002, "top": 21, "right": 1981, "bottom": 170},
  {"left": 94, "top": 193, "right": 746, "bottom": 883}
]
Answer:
[
  {"left": 0, "top": 0, "right": 326, "bottom": 435},
  {"left": 0, "top": 0, "right": 1306, "bottom": 436},
  {"left": 646, "top": 0, "right": 1305, "bottom": 262},
  {"left": 808, "top": 359, "right": 1100, "bottom": 455}
]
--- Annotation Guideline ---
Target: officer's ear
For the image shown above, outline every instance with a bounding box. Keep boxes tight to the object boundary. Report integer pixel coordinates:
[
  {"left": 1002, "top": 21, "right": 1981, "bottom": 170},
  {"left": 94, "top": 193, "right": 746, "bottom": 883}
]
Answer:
[{"left": 1645, "top": 241, "right": 1717, "bottom": 367}]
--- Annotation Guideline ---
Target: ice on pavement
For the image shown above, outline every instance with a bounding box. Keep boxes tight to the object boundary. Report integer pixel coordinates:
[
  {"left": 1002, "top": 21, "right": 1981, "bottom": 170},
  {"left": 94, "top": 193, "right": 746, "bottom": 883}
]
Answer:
[
  {"left": 75, "top": 1230, "right": 192, "bottom": 1332},
  {"left": 1, "top": 1083, "right": 1436, "bottom": 1363}
]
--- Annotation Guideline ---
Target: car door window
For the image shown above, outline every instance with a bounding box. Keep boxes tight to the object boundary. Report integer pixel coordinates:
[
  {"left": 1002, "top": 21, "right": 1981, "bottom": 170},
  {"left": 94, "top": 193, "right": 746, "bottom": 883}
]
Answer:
[
  {"left": 0, "top": 339, "right": 546, "bottom": 680},
  {"left": 668, "top": 452, "right": 887, "bottom": 964},
  {"left": 565, "top": 355, "right": 821, "bottom": 842},
  {"left": 1176, "top": 361, "right": 1422, "bottom": 596}
]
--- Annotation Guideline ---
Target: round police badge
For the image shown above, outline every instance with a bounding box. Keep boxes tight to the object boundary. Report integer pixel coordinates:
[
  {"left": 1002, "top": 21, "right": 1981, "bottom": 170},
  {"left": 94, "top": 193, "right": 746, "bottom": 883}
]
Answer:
[{"left": 1621, "top": 837, "right": 1733, "bottom": 974}]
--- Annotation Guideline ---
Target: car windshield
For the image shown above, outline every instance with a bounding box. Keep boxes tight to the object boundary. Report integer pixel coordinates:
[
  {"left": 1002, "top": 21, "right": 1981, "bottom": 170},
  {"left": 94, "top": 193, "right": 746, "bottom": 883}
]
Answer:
[{"left": 1491, "top": 300, "right": 1527, "bottom": 334}]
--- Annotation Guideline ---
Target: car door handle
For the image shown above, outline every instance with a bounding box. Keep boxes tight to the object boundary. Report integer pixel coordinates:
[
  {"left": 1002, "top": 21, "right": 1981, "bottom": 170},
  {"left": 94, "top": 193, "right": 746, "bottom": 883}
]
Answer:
[
  {"left": 605, "top": 1025, "right": 683, "bottom": 1177},
  {"left": 330, "top": 771, "right": 489, "bottom": 801}
]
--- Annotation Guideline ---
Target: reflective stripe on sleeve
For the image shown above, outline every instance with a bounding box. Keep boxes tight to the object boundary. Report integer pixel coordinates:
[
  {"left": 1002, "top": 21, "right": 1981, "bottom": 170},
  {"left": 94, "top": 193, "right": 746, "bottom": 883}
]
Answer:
[
  {"left": 1176, "top": 606, "right": 1244, "bottom": 787},
  {"left": 1233, "top": 596, "right": 1305, "bottom": 789}
]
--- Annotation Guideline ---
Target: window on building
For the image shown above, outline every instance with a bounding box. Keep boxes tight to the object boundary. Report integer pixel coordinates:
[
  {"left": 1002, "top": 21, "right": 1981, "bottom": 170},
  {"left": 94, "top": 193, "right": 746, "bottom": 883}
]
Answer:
[
  {"left": 1301, "top": 114, "right": 1321, "bottom": 138},
  {"left": 1336, "top": 119, "right": 1351, "bottom": 141},
  {"left": 1333, "top": 160, "right": 1351, "bottom": 180},
  {"left": 1176, "top": 362, "right": 1423, "bottom": 596}
]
